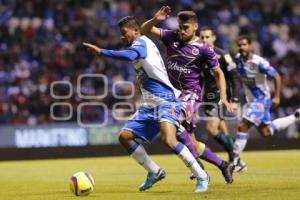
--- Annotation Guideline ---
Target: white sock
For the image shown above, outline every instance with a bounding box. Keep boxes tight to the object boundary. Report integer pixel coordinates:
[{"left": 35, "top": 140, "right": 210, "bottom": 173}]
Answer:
[
  {"left": 270, "top": 115, "right": 296, "bottom": 135},
  {"left": 233, "top": 132, "right": 248, "bottom": 156},
  {"left": 175, "top": 143, "right": 207, "bottom": 178},
  {"left": 131, "top": 144, "right": 160, "bottom": 174}
]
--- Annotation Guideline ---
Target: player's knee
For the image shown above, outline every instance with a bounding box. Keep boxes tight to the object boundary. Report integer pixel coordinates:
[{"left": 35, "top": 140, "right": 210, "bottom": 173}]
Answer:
[
  {"left": 238, "top": 124, "right": 247, "bottom": 132},
  {"left": 238, "top": 120, "right": 252, "bottom": 132},
  {"left": 118, "top": 131, "right": 132, "bottom": 146},
  {"left": 118, "top": 132, "right": 126, "bottom": 145}
]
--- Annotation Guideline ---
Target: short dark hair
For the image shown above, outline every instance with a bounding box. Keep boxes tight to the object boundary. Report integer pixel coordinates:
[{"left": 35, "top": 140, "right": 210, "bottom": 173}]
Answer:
[
  {"left": 117, "top": 16, "right": 140, "bottom": 30},
  {"left": 177, "top": 11, "right": 198, "bottom": 22},
  {"left": 200, "top": 26, "right": 216, "bottom": 35},
  {"left": 238, "top": 35, "right": 252, "bottom": 44}
]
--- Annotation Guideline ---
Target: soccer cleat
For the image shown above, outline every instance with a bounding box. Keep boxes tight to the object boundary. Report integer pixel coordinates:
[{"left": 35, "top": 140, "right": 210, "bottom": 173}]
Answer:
[
  {"left": 295, "top": 109, "right": 300, "bottom": 123},
  {"left": 233, "top": 157, "right": 247, "bottom": 173},
  {"left": 219, "top": 161, "right": 234, "bottom": 184},
  {"left": 195, "top": 176, "right": 209, "bottom": 193},
  {"left": 139, "top": 168, "right": 166, "bottom": 192}
]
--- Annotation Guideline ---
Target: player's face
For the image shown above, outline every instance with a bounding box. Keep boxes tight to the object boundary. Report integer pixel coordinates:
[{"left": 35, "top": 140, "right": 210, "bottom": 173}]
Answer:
[
  {"left": 200, "top": 30, "right": 216, "bottom": 47},
  {"left": 237, "top": 39, "right": 251, "bottom": 58},
  {"left": 178, "top": 19, "right": 198, "bottom": 43},
  {"left": 119, "top": 26, "right": 138, "bottom": 46}
]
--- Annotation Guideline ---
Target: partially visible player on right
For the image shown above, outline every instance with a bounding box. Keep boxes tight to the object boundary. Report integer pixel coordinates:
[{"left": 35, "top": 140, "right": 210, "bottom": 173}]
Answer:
[{"left": 232, "top": 35, "right": 300, "bottom": 172}]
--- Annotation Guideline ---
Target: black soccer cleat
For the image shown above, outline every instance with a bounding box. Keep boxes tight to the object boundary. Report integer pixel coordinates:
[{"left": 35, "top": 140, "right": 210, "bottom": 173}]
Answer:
[{"left": 219, "top": 161, "right": 234, "bottom": 184}]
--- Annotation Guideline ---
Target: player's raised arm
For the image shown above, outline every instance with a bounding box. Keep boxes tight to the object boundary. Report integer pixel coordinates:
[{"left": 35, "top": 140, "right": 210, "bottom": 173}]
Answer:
[{"left": 141, "top": 6, "right": 171, "bottom": 40}]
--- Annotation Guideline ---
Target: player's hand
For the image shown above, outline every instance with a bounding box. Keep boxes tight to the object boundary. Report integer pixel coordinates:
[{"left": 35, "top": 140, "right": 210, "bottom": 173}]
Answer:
[
  {"left": 82, "top": 42, "right": 101, "bottom": 54},
  {"left": 272, "top": 97, "right": 280, "bottom": 108},
  {"left": 219, "top": 99, "right": 233, "bottom": 113},
  {"left": 154, "top": 6, "right": 171, "bottom": 21}
]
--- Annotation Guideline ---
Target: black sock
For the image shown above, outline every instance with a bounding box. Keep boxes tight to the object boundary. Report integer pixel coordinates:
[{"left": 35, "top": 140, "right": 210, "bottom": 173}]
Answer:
[{"left": 214, "top": 132, "right": 234, "bottom": 152}]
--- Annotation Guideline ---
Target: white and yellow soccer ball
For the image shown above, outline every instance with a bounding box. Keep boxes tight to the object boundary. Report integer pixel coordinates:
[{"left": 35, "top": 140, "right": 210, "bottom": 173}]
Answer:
[{"left": 70, "top": 171, "right": 95, "bottom": 196}]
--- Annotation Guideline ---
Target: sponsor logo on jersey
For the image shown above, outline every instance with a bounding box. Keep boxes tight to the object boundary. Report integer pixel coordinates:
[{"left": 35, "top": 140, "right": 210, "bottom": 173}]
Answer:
[
  {"left": 246, "top": 62, "right": 256, "bottom": 71},
  {"left": 173, "top": 42, "right": 179, "bottom": 48},
  {"left": 166, "top": 61, "right": 191, "bottom": 74},
  {"left": 192, "top": 47, "right": 199, "bottom": 55}
]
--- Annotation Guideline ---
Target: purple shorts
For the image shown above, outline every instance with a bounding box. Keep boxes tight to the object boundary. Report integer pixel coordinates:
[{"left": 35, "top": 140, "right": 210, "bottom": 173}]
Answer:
[{"left": 178, "top": 91, "right": 201, "bottom": 132}]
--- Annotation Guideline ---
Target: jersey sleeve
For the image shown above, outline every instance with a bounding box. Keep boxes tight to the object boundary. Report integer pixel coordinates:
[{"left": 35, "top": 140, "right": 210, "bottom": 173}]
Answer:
[
  {"left": 101, "top": 49, "right": 139, "bottom": 61},
  {"left": 101, "top": 38, "right": 147, "bottom": 61},
  {"left": 258, "top": 58, "right": 277, "bottom": 78},
  {"left": 202, "top": 45, "right": 219, "bottom": 69},
  {"left": 127, "top": 38, "right": 147, "bottom": 59}
]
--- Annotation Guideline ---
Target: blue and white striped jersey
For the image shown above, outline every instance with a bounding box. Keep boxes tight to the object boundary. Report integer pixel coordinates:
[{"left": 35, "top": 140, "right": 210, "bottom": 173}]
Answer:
[
  {"left": 129, "top": 36, "right": 181, "bottom": 107},
  {"left": 234, "top": 53, "right": 277, "bottom": 102}
]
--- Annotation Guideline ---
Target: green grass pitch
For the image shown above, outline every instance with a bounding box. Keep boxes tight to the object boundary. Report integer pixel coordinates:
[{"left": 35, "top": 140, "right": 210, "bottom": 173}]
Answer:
[{"left": 0, "top": 150, "right": 299, "bottom": 200}]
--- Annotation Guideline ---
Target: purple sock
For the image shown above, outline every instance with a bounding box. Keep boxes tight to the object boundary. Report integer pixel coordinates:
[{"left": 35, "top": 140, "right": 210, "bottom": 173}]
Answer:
[
  {"left": 177, "top": 130, "right": 198, "bottom": 159},
  {"left": 200, "top": 146, "right": 223, "bottom": 167}
]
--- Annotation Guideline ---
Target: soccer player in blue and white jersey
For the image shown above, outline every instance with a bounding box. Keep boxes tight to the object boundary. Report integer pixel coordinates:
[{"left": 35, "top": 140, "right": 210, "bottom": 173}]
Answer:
[
  {"left": 232, "top": 35, "right": 300, "bottom": 172},
  {"left": 83, "top": 16, "right": 209, "bottom": 193}
]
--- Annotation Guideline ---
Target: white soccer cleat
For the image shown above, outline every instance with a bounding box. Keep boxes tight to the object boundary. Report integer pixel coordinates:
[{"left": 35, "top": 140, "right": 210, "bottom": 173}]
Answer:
[{"left": 233, "top": 158, "right": 247, "bottom": 173}]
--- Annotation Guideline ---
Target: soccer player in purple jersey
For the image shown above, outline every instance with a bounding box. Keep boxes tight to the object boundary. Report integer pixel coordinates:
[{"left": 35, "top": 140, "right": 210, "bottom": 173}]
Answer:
[{"left": 141, "top": 6, "right": 234, "bottom": 183}]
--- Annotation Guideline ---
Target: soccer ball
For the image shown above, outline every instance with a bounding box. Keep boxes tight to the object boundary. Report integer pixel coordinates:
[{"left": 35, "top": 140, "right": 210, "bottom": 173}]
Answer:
[{"left": 70, "top": 171, "right": 95, "bottom": 196}]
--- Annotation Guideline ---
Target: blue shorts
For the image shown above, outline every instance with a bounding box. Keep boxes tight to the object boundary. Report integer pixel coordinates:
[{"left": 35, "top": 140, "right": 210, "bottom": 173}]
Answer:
[
  {"left": 243, "top": 99, "right": 272, "bottom": 126},
  {"left": 122, "top": 101, "right": 180, "bottom": 143}
]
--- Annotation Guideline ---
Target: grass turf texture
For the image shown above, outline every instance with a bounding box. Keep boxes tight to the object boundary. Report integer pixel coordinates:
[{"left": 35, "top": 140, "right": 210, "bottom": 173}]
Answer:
[{"left": 0, "top": 150, "right": 299, "bottom": 200}]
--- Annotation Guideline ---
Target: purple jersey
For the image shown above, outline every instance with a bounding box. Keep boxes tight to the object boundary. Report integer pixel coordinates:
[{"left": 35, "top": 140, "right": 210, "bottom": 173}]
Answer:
[{"left": 161, "top": 29, "right": 219, "bottom": 97}]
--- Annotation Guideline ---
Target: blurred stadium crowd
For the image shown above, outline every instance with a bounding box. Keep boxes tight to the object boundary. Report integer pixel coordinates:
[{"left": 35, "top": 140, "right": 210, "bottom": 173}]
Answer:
[{"left": 0, "top": 0, "right": 299, "bottom": 134}]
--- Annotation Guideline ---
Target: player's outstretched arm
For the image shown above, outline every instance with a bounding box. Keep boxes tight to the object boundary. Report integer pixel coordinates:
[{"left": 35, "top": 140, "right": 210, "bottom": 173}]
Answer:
[
  {"left": 213, "top": 66, "right": 233, "bottom": 112},
  {"left": 82, "top": 42, "right": 101, "bottom": 54},
  {"left": 82, "top": 42, "right": 140, "bottom": 61},
  {"left": 141, "top": 6, "right": 171, "bottom": 40}
]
